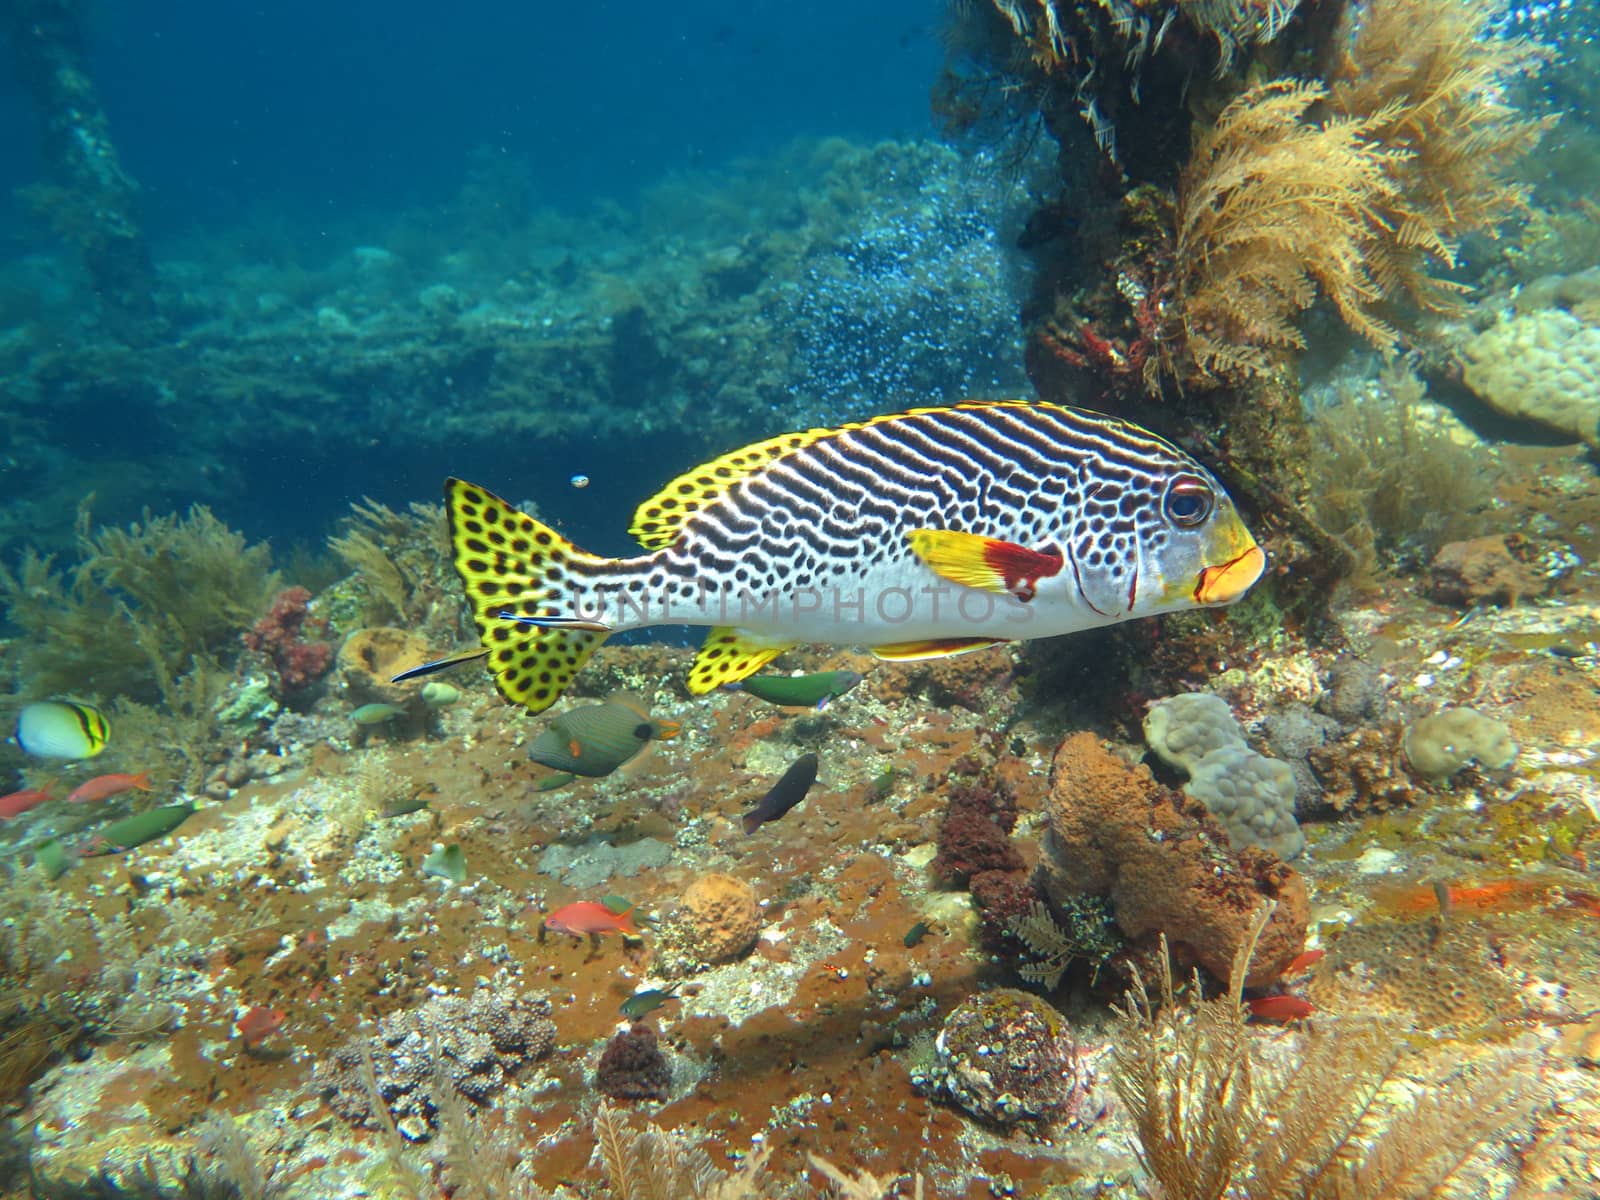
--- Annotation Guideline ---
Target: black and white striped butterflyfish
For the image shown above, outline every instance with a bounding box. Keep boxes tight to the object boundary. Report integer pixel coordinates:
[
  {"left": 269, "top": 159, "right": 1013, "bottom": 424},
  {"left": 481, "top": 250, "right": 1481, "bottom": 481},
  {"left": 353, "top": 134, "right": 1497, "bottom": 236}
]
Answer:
[{"left": 445, "top": 400, "right": 1265, "bottom": 713}]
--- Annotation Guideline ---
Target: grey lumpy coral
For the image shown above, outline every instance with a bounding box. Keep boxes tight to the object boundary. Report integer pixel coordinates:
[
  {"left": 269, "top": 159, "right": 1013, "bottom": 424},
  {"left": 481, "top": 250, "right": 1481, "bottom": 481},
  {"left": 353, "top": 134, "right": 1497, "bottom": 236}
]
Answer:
[
  {"left": 1402, "top": 707, "right": 1518, "bottom": 780},
  {"left": 1143, "top": 692, "right": 1244, "bottom": 773},
  {"left": 318, "top": 972, "right": 556, "bottom": 1140},
  {"left": 1144, "top": 692, "right": 1305, "bottom": 860},
  {"left": 1187, "top": 745, "right": 1304, "bottom": 861}
]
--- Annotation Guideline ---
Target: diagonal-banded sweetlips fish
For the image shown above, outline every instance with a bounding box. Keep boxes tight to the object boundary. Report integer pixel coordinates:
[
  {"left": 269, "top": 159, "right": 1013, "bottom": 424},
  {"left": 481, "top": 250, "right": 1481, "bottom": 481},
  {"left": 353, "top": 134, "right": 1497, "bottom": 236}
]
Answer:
[{"left": 438, "top": 400, "right": 1265, "bottom": 712}]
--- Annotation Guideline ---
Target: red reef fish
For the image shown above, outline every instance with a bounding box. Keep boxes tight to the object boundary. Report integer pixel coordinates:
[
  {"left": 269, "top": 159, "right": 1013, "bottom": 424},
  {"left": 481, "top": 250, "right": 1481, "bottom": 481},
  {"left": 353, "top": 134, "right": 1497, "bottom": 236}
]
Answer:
[
  {"left": 544, "top": 900, "right": 641, "bottom": 938},
  {"left": 0, "top": 780, "right": 57, "bottom": 819},
  {"left": 1282, "top": 948, "right": 1324, "bottom": 978},
  {"left": 1247, "top": 994, "right": 1315, "bottom": 1023},
  {"left": 236, "top": 1005, "right": 286, "bottom": 1048},
  {"left": 65, "top": 771, "right": 154, "bottom": 805}
]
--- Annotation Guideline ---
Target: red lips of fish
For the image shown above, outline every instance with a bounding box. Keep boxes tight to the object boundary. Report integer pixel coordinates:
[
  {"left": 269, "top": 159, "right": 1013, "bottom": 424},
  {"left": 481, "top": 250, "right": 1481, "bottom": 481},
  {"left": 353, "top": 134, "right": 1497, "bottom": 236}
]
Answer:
[
  {"left": 544, "top": 901, "right": 641, "bottom": 937},
  {"left": 1195, "top": 544, "right": 1267, "bottom": 606}
]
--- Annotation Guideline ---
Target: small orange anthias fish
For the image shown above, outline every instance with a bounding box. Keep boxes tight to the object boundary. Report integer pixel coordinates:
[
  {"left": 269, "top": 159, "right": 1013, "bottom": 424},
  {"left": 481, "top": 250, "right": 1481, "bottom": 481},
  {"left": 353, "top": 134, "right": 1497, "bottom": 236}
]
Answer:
[
  {"left": 1282, "top": 948, "right": 1324, "bottom": 977},
  {"left": 0, "top": 780, "right": 57, "bottom": 820},
  {"left": 544, "top": 900, "right": 641, "bottom": 938},
  {"left": 65, "top": 772, "right": 154, "bottom": 805},
  {"left": 236, "top": 1005, "right": 286, "bottom": 1049},
  {"left": 1247, "top": 994, "right": 1316, "bottom": 1023}
]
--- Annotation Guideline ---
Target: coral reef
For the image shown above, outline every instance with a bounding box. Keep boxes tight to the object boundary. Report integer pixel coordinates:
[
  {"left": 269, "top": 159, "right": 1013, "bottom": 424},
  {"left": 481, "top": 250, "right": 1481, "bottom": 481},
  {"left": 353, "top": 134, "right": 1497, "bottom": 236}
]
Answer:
[
  {"left": 0, "top": 505, "right": 277, "bottom": 705},
  {"left": 327, "top": 498, "right": 465, "bottom": 639},
  {"left": 1185, "top": 744, "right": 1304, "bottom": 861},
  {"left": 1306, "top": 724, "right": 1418, "bottom": 815},
  {"left": 335, "top": 627, "right": 434, "bottom": 708},
  {"left": 1170, "top": 80, "right": 1405, "bottom": 382},
  {"left": 1112, "top": 916, "right": 1545, "bottom": 1200},
  {"left": 926, "top": 988, "right": 1083, "bottom": 1129},
  {"left": 1041, "top": 731, "right": 1307, "bottom": 987},
  {"left": 1143, "top": 692, "right": 1243, "bottom": 774},
  {"left": 1143, "top": 693, "right": 1304, "bottom": 860},
  {"left": 595, "top": 1022, "right": 673, "bottom": 1102},
  {"left": 1459, "top": 302, "right": 1600, "bottom": 447},
  {"left": 1301, "top": 361, "right": 1500, "bottom": 579},
  {"left": 319, "top": 974, "right": 555, "bottom": 1140},
  {"left": 931, "top": 778, "right": 1023, "bottom": 886},
  {"left": 240, "top": 586, "right": 333, "bottom": 701}
]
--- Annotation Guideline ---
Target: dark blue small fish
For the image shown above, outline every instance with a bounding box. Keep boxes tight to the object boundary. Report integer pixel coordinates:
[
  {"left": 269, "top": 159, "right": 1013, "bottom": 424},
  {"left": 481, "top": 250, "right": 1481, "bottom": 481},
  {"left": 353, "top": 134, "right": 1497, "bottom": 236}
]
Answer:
[{"left": 742, "top": 753, "right": 819, "bottom": 834}]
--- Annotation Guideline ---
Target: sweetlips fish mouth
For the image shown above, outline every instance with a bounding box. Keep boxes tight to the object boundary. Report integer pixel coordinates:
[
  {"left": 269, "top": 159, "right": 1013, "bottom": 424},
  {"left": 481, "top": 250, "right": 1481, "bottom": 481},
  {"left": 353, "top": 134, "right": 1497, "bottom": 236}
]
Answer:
[{"left": 1194, "top": 543, "right": 1267, "bottom": 605}]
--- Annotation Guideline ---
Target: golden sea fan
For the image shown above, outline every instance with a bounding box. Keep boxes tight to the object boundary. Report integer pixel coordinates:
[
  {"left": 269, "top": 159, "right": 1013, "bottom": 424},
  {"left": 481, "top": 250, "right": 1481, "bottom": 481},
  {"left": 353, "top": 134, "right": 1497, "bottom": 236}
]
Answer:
[
  {"left": 1172, "top": 80, "right": 1404, "bottom": 381},
  {"left": 1326, "top": 0, "right": 1550, "bottom": 313}
]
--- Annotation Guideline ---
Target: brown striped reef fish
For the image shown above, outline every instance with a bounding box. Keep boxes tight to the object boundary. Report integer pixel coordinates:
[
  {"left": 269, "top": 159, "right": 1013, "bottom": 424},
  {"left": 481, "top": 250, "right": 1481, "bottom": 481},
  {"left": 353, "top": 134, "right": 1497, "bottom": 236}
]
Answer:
[{"left": 444, "top": 401, "right": 1265, "bottom": 712}]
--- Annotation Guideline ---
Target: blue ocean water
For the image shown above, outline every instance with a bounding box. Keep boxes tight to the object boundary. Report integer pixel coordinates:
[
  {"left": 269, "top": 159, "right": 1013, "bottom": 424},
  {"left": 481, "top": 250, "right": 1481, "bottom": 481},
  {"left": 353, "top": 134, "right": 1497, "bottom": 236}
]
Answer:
[
  {"left": 1, "top": 2, "right": 980, "bottom": 557},
  {"left": 3, "top": 1, "right": 941, "bottom": 234}
]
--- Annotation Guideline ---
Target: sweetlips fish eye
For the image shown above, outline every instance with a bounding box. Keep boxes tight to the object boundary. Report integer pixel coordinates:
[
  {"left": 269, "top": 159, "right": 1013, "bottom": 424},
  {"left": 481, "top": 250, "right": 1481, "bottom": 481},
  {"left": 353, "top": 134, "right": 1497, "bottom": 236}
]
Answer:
[{"left": 1162, "top": 474, "right": 1215, "bottom": 528}]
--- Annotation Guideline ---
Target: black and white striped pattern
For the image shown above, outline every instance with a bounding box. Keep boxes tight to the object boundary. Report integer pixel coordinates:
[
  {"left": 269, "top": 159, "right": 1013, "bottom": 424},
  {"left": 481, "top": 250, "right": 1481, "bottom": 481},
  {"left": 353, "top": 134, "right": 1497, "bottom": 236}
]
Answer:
[{"left": 570, "top": 401, "right": 1226, "bottom": 638}]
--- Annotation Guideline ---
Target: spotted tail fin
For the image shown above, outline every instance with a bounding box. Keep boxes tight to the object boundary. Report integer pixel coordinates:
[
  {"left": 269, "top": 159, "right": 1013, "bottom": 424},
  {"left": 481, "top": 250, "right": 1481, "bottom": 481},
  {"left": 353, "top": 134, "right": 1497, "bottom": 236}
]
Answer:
[{"left": 446, "top": 478, "right": 610, "bottom": 714}]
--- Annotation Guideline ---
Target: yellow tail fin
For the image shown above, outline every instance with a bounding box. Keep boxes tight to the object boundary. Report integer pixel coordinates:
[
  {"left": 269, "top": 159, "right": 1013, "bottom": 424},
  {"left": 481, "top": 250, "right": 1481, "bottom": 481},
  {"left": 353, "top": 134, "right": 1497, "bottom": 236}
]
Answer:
[{"left": 445, "top": 478, "right": 608, "bottom": 713}]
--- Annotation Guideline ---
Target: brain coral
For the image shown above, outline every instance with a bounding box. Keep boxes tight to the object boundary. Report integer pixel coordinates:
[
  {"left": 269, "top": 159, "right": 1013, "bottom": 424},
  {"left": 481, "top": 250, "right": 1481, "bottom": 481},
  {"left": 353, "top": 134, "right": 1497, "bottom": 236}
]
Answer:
[
  {"left": 1143, "top": 692, "right": 1304, "bottom": 859},
  {"left": 1042, "top": 731, "right": 1307, "bottom": 988},
  {"left": 1460, "top": 306, "right": 1600, "bottom": 449},
  {"left": 678, "top": 872, "right": 761, "bottom": 963}
]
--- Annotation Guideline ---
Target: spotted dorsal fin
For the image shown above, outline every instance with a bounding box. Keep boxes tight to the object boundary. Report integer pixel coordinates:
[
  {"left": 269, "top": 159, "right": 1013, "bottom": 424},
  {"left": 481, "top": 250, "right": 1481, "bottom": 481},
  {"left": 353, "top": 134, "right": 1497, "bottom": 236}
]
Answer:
[
  {"left": 628, "top": 401, "right": 1048, "bottom": 550},
  {"left": 686, "top": 627, "right": 794, "bottom": 694}
]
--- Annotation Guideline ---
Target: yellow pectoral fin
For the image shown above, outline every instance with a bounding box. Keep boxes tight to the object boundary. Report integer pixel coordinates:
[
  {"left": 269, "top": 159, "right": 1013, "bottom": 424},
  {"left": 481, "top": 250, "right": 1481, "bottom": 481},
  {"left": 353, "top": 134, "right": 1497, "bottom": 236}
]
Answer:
[
  {"left": 907, "top": 529, "right": 1009, "bottom": 593},
  {"left": 870, "top": 636, "right": 1010, "bottom": 661},
  {"left": 907, "top": 528, "right": 1066, "bottom": 601},
  {"left": 688, "top": 628, "right": 794, "bottom": 694}
]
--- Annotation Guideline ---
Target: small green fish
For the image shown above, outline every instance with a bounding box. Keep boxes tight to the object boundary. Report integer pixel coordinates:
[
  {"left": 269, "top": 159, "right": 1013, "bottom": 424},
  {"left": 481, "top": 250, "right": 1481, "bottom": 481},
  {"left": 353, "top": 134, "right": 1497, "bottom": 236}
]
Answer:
[
  {"left": 725, "top": 670, "right": 865, "bottom": 710},
  {"left": 620, "top": 986, "right": 679, "bottom": 1019},
  {"left": 35, "top": 838, "right": 71, "bottom": 880},
  {"left": 903, "top": 921, "right": 931, "bottom": 948},
  {"left": 527, "top": 694, "right": 680, "bottom": 778},
  {"left": 533, "top": 771, "right": 577, "bottom": 792},
  {"left": 83, "top": 803, "right": 195, "bottom": 854},
  {"left": 351, "top": 703, "right": 405, "bottom": 725},
  {"left": 421, "top": 842, "right": 467, "bottom": 884}
]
